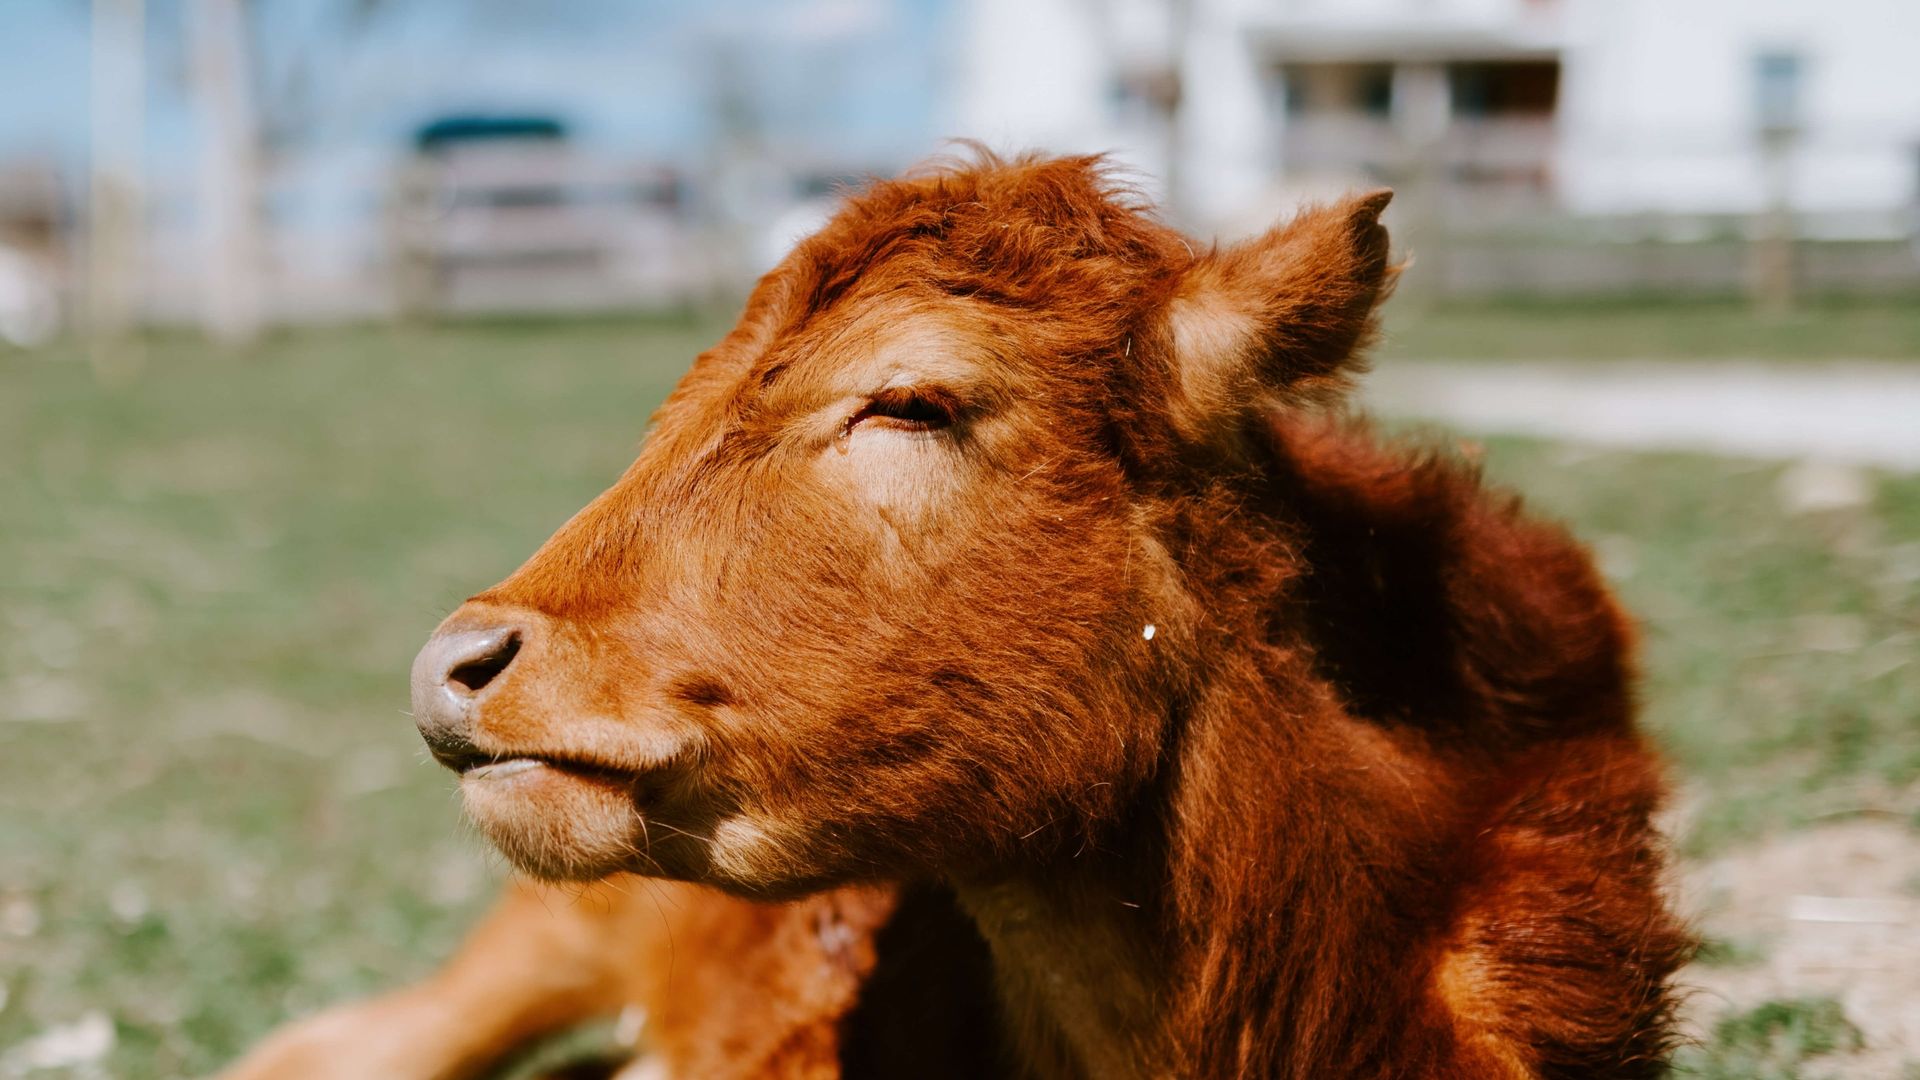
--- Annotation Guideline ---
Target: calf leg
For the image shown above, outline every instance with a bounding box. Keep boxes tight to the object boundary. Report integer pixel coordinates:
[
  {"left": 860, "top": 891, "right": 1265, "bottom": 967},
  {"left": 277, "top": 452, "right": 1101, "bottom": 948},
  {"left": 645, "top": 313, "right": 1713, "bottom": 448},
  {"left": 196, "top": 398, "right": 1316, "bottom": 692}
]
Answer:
[
  {"left": 218, "top": 875, "right": 669, "bottom": 1080},
  {"left": 219, "top": 878, "right": 937, "bottom": 1080}
]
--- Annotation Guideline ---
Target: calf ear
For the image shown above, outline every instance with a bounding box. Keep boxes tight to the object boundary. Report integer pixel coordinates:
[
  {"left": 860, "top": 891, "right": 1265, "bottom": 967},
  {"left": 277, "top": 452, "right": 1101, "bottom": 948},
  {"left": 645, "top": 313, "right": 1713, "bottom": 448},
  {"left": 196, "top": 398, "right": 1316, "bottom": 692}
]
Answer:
[{"left": 1159, "top": 190, "right": 1395, "bottom": 444}]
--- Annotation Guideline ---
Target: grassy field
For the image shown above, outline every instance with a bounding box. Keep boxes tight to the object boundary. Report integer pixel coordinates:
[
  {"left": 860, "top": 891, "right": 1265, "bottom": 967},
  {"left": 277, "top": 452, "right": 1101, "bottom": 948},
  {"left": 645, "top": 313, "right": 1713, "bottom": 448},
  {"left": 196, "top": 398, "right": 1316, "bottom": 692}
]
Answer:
[{"left": 1, "top": 307, "right": 1916, "bottom": 1077}]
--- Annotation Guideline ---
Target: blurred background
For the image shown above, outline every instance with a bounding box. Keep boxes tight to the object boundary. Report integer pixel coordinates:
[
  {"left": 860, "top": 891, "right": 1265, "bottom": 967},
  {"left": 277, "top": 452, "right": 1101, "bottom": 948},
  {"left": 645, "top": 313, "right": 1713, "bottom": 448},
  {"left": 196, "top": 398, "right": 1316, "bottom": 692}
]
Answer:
[
  {"left": 1, "top": 1, "right": 1916, "bottom": 1077},
  {"left": 4, "top": 0, "right": 1920, "bottom": 337}
]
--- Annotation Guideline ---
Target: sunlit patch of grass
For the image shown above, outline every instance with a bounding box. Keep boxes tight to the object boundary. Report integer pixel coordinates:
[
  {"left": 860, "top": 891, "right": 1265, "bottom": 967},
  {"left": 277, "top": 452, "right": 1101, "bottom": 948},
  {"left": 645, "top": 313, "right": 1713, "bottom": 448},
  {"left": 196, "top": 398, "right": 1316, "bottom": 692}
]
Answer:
[{"left": 489, "top": 1017, "right": 633, "bottom": 1080}]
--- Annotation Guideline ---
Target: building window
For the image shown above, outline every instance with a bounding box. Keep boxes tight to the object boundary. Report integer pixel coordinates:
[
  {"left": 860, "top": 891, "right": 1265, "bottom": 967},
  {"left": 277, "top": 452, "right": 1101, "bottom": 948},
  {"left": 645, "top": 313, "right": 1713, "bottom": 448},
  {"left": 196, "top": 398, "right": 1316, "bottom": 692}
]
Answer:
[
  {"left": 1753, "top": 51, "right": 1805, "bottom": 134},
  {"left": 1448, "top": 61, "right": 1559, "bottom": 118},
  {"left": 1281, "top": 63, "right": 1394, "bottom": 117}
]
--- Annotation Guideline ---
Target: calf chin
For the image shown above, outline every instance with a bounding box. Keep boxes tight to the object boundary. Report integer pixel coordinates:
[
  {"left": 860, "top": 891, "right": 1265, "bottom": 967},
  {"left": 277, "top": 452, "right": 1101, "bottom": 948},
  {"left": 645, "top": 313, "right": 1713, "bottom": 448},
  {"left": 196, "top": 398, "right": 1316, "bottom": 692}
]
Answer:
[{"left": 460, "top": 764, "right": 644, "bottom": 882}]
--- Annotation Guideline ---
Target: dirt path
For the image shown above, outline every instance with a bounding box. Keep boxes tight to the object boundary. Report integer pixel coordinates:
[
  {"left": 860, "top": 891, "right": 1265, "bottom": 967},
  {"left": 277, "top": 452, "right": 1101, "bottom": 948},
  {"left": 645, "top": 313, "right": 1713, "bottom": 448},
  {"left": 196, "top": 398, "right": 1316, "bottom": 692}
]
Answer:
[
  {"left": 1677, "top": 819, "right": 1920, "bottom": 1077},
  {"left": 1365, "top": 361, "right": 1920, "bottom": 470}
]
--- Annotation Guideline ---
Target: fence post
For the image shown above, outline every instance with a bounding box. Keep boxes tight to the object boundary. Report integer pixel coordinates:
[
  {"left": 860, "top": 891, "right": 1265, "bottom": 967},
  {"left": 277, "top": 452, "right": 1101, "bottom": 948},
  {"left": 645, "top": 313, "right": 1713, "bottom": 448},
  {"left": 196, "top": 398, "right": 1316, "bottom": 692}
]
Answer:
[
  {"left": 86, "top": 0, "right": 145, "bottom": 378},
  {"left": 1753, "top": 127, "right": 1796, "bottom": 316}
]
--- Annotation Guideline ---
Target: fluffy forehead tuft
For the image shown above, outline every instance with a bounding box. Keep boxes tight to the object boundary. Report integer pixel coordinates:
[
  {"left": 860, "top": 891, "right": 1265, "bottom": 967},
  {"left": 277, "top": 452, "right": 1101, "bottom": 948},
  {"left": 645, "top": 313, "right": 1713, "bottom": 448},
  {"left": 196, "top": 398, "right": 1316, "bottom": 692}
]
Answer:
[{"left": 771, "top": 150, "right": 1192, "bottom": 338}]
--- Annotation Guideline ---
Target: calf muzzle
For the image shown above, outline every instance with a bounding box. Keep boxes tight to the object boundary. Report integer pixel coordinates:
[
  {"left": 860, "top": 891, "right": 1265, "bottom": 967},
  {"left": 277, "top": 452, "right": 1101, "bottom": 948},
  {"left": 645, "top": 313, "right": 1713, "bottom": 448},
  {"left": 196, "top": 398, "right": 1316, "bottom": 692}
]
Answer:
[{"left": 411, "top": 623, "right": 523, "bottom": 770}]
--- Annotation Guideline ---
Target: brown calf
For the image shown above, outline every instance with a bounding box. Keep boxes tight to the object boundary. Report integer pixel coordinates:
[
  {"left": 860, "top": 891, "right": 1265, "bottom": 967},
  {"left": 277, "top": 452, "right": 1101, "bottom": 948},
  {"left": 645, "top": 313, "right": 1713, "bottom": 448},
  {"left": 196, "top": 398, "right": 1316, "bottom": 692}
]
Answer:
[{"left": 225, "top": 153, "right": 1687, "bottom": 1079}]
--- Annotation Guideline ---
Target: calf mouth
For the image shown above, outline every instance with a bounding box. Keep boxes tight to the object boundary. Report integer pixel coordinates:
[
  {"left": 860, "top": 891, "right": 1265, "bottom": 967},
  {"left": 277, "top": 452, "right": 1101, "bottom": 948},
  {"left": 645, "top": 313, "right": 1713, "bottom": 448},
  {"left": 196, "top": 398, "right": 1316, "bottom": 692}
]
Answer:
[
  {"left": 462, "top": 757, "right": 543, "bottom": 781},
  {"left": 449, "top": 750, "right": 659, "bottom": 882},
  {"left": 438, "top": 748, "right": 642, "bottom": 790},
  {"left": 425, "top": 727, "right": 714, "bottom": 882}
]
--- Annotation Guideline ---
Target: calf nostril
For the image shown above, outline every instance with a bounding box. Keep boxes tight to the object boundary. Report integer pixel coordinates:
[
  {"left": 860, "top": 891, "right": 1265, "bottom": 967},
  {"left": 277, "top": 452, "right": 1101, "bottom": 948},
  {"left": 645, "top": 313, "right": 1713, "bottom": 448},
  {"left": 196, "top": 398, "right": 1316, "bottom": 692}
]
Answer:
[{"left": 445, "top": 631, "right": 521, "bottom": 696}]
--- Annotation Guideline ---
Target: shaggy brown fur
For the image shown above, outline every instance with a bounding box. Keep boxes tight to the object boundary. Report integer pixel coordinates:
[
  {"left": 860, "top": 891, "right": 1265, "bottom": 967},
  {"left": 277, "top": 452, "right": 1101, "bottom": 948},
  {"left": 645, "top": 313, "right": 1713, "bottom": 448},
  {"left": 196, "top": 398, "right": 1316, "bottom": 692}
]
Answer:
[{"left": 224, "top": 152, "right": 1687, "bottom": 1080}]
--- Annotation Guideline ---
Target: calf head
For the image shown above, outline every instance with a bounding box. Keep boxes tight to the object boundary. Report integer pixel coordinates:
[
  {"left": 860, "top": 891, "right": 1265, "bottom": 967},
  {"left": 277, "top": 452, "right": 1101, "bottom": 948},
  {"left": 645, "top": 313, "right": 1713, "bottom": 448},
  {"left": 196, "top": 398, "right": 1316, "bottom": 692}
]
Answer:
[{"left": 411, "top": 155, "right": 1393, "bottom": 891}]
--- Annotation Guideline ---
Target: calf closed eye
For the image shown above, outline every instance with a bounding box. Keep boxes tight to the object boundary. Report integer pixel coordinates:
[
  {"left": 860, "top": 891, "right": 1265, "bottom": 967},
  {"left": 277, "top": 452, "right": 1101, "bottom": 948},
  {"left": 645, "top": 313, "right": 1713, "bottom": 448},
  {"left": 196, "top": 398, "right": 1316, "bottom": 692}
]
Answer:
[{"left": 851, "top": 387, "right": 960, "bottom": 433}]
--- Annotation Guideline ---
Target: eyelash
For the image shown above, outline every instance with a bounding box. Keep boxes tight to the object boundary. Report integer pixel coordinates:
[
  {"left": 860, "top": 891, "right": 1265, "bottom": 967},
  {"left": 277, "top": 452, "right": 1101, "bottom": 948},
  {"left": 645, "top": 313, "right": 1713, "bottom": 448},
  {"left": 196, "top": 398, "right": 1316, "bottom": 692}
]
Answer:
[{"left": 853, "top": 387, "right": 959, "bottom": 432}]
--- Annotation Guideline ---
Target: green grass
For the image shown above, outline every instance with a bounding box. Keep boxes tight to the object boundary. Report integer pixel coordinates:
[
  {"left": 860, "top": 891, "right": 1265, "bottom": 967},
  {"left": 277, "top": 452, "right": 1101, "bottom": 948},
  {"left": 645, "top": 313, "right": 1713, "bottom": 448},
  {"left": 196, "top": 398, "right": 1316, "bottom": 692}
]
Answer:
[
  {"left": 1691, "top": 934, "right": 1769, "bottom": 970},
  {"left": 1, "top": 311, "right": 1916, "bottom": 1076},
  {"left": 1381, "top": 294, "right": 1920, "bottom": 361},
  {"left": 1677, "top": 997, "right": 1864, "bottom": 1080}
]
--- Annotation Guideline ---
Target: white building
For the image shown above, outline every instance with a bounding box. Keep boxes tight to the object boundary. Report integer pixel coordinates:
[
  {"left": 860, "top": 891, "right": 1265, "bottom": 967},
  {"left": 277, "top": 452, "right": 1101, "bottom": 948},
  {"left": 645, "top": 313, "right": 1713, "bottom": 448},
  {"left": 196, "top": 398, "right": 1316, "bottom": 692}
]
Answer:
[{"left": 950, "top": 0, "right": 1920, "bottom": 232}]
